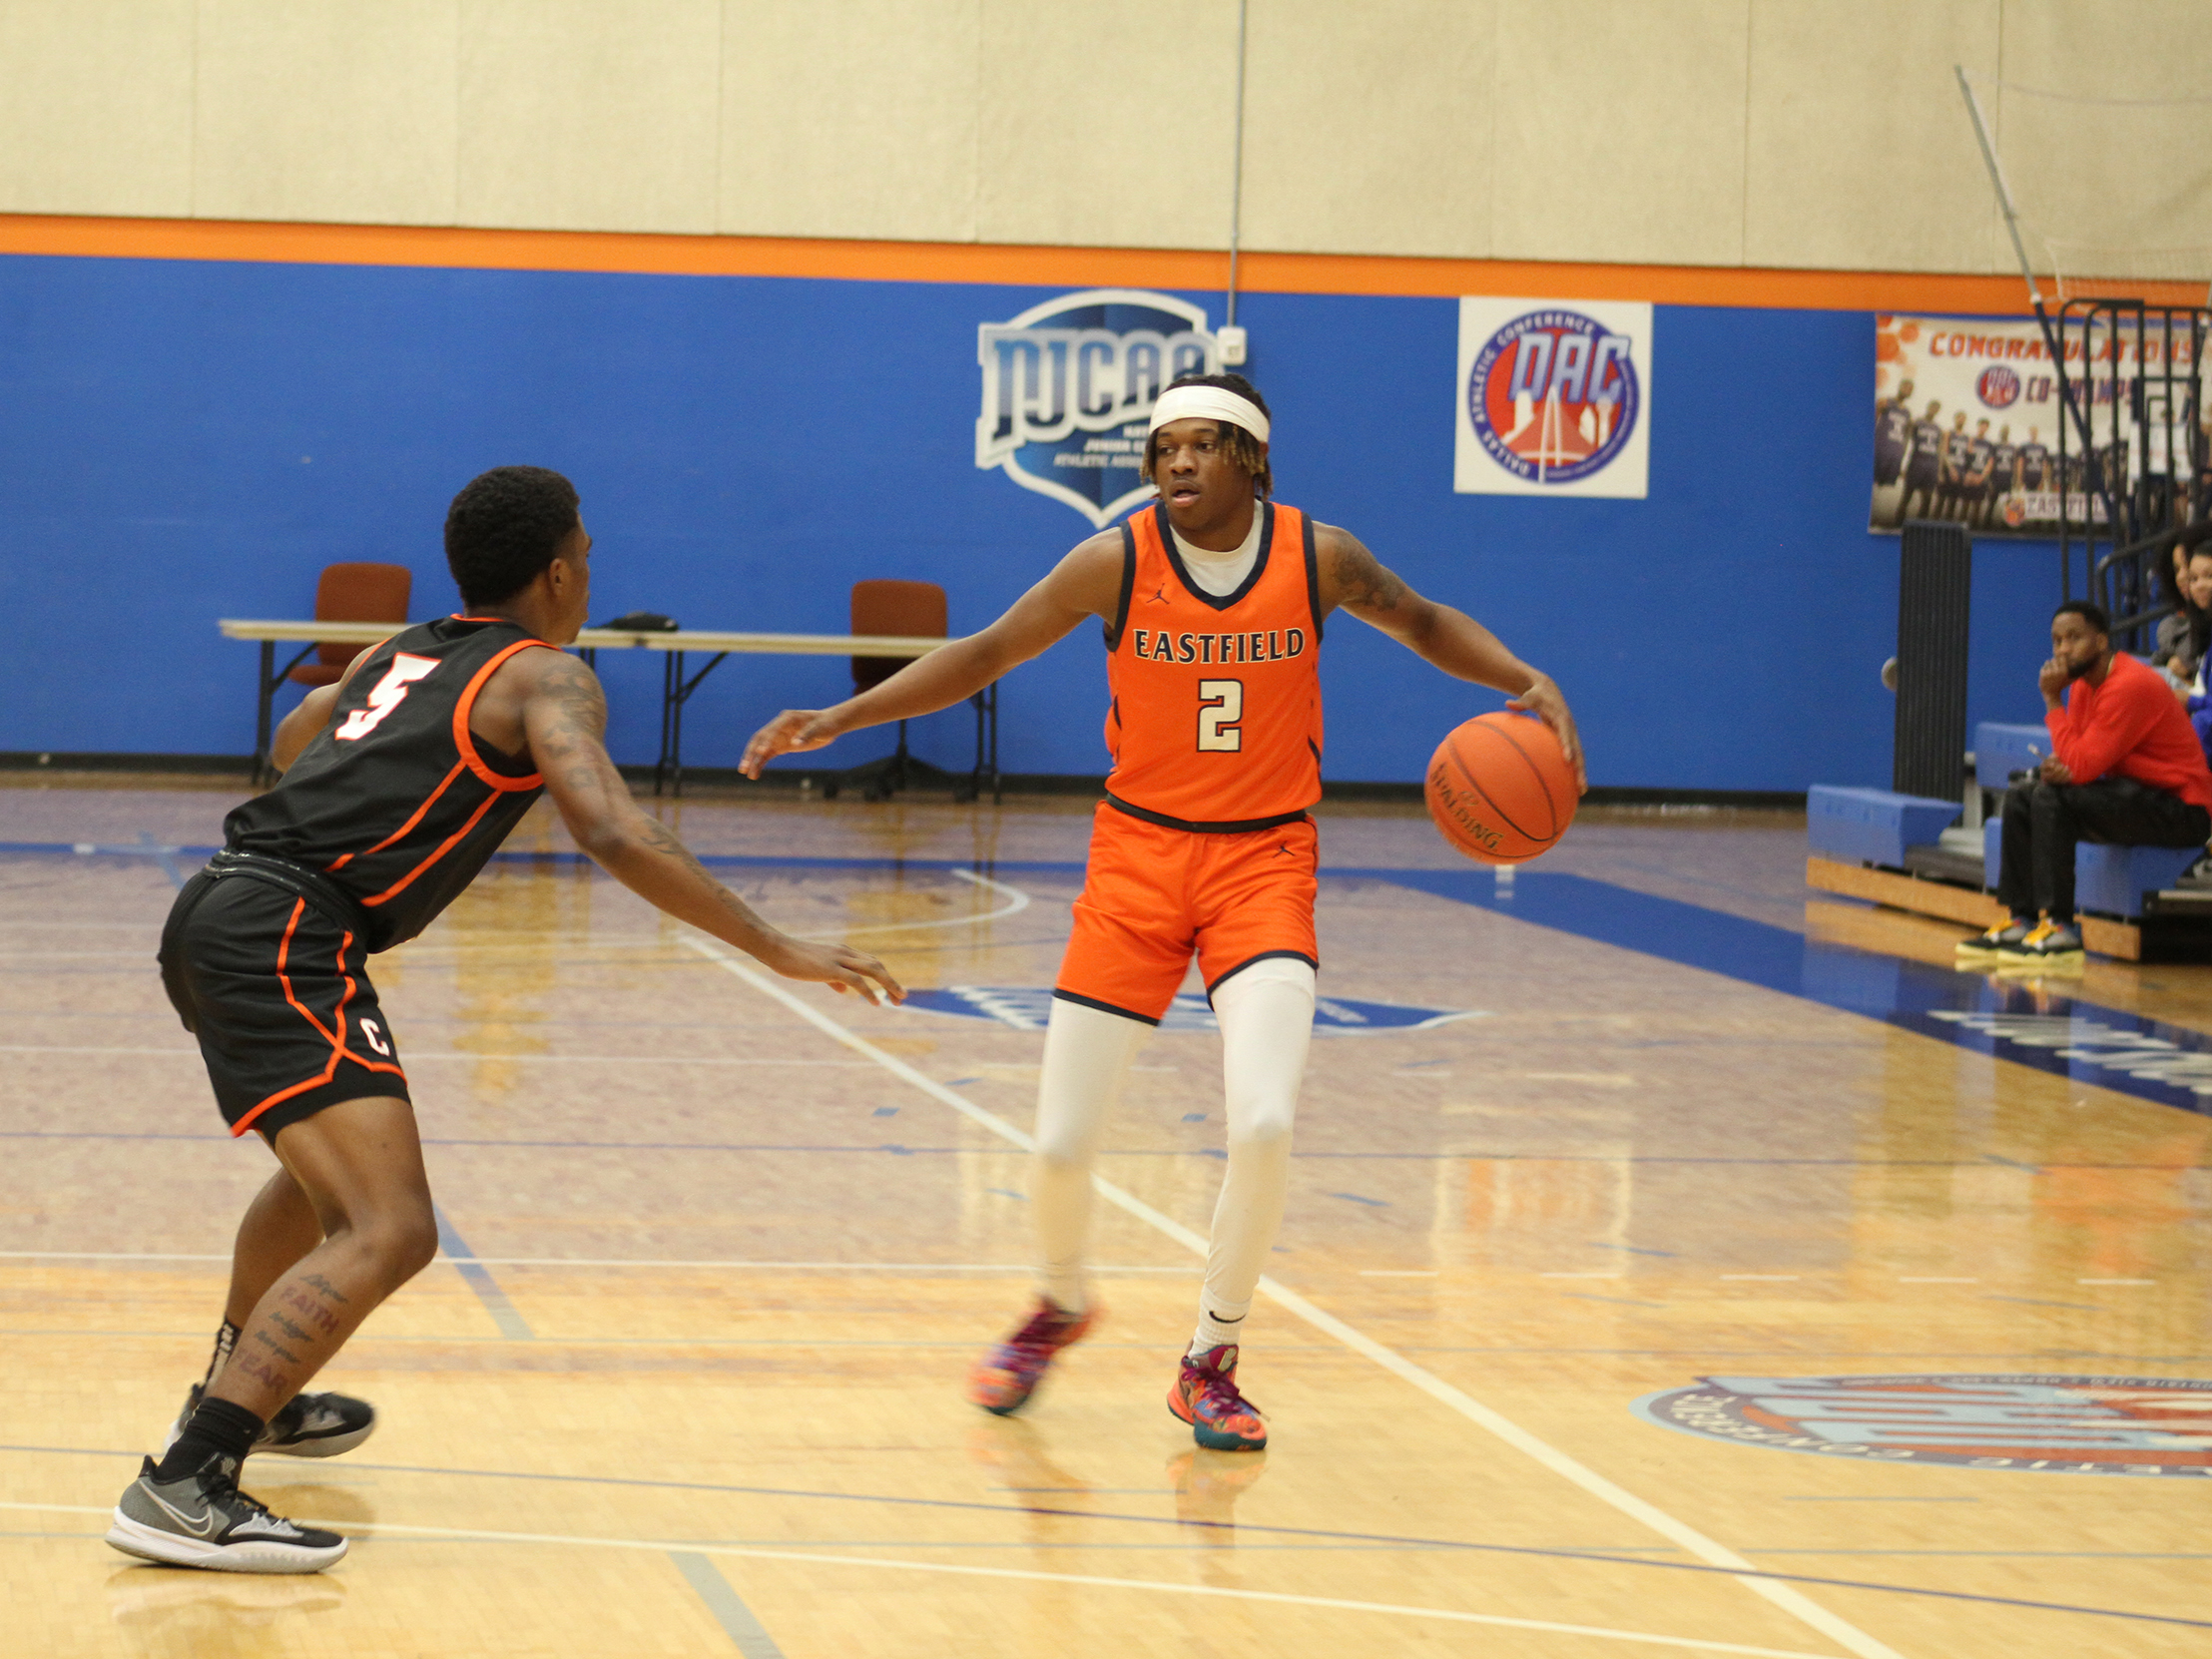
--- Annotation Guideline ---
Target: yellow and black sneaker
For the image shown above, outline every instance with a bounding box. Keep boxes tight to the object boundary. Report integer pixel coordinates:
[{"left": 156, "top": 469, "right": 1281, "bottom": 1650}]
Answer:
[
  {"left": 2009, "top": 917, "right": 2084, "bottom": 964},
  {"left": 1956, "top": 917, "right": 2033, "bottom": 961}
]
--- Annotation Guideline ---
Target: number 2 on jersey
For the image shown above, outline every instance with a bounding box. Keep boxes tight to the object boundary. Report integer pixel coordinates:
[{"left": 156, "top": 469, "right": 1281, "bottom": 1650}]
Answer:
[
  {"left": 333, "top": 653, "right": 440, "bottom": 742},
  {"left": 1197, "top": 678, "right": 1243, "bottom": 752}
]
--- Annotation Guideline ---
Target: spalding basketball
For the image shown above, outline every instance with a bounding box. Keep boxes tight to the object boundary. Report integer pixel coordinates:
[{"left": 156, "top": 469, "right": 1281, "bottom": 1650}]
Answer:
[{"left": 1425, "top": 712, "right": 1577, "bottom": 864}]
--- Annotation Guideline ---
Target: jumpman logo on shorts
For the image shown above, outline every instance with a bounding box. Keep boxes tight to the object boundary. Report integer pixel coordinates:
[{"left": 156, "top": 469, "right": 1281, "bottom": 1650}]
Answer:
[{"left": 1274, "top": 841, "right": 1294, "bottom": 857}]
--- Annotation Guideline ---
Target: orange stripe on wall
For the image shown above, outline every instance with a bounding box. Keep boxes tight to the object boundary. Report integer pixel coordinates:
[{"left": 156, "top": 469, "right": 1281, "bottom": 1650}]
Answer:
[{"left": 0, "top": 212, "right": 2038, "bottom": 314}]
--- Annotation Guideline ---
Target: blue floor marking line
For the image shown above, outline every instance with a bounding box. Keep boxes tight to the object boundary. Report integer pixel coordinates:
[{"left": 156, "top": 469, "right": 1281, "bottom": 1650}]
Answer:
[
  {"left": 670, "top": 1551, "right": 787, "bottom": 1657},
  {"left": 2, "top": 1440, "right": 2202, "bottom": 1631},
  {"left": 1363, "top": 865, "right": 2212, "bottom": 1120},
  {"left": 430, "top": 1208, "right": 535, "bottom": 1341},
  {"left": 0, "top": 1129, "right": 2194, "bottom": 1167}
]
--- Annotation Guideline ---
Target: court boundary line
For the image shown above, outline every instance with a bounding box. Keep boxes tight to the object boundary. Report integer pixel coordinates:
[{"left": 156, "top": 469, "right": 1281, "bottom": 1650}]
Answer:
[
  {"left": 681, "top": 934, "right": 1909, "bottom": 1659},
  {"left": 0, "top": 1500, "right": 1844, "bottom": 1658}
]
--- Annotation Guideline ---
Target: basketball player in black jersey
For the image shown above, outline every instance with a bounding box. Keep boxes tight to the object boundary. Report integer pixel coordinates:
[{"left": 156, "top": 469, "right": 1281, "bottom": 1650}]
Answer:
[
  {"left": 1988, "top": 423, "right": 2020, "bottom": 525},
  {"left": 1932, "top": 410, "right": 1970, "bottom": 520},
  {"left": 107, "top": 466, "right": 902, "bottom": 1573},
  {"left": 1961, "top": 418, "right": 1994, "bottom": 527},
  {"left": 1873, "top": 378, "right": 1915, "bottom": 527},
  {"left": 1898, "top": 399, "right": 1946, "bottom": 522}
]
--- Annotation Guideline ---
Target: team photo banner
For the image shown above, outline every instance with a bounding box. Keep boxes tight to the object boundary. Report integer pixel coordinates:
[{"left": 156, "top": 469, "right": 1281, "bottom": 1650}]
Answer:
[{"left": 1872, "top": 312, "right": 2204, "bottom": 538}]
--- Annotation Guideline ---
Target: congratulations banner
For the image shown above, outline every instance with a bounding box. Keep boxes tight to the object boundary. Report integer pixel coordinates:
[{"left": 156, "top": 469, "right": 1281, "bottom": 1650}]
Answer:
[{"left": 1872, "top": 313, "right": 2203, "bottom": 537}]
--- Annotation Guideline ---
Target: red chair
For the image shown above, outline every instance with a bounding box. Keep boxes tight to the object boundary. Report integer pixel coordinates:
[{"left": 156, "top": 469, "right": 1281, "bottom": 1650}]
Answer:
[
  {"left": 287, "top": 562, "right": 412, "bottom": 686},
  {"left": 827, "top": 580, "right": 947, "bottom": 801},
  {"left": 250, "top": 562, "right": 413, "bottom": 783}
]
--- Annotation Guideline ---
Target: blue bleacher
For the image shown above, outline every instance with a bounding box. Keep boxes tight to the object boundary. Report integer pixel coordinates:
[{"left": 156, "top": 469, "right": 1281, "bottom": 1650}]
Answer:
[
  {"left": 1973, "top": 722, "right": 2048, "bottom": 791},
  {"left": 1977, "top": 821, "right": 2195, "bottom": 919},
  {"left": 1807, "top": 786, "right": 1959, "bottom": 868}
]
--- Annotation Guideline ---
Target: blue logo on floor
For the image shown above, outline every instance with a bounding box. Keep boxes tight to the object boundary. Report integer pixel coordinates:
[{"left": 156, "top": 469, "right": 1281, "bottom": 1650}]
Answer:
[
  {"left": 899, "top": 986, "right": 1480, "bottom": 1035},
  {"left": 1634, "top": 1374, "right": 2212, "bottom": 1475}
]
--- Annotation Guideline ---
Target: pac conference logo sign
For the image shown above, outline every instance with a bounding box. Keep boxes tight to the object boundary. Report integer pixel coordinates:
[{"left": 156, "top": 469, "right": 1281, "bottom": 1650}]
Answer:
[
  {"left": 977, "top": 289, "right": 1220, "bottom": 528},
  {"left": 1634, "top": 1374, "right": 2212, "bottom": 1476},
  {"left": 1454, "top": 296, "right": 1652, "bottom": 499}
]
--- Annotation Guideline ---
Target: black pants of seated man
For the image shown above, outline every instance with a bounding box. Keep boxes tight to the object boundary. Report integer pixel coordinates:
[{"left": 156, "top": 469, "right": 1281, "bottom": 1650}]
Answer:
[{"left": 1997, "top": 777, "right": 2211, "bottom": 920}]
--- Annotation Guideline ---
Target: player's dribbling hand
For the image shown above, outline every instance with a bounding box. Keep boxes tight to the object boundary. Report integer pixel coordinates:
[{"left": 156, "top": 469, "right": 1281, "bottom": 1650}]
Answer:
[
  {"left": 741, "top": 710, "right": 839, "bottom": 779},
  {"left": 1507, "top": 674, "right": 1588, "bottom": 794},
  {"left": 770, "top": 939, "right": 905, "bottom": 1005}
]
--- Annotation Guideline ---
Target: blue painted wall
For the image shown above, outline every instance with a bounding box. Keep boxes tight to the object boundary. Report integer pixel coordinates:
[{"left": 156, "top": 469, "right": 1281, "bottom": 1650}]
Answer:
[{"left": 0, "top": 254, "right": 2057, "bottom": 789}]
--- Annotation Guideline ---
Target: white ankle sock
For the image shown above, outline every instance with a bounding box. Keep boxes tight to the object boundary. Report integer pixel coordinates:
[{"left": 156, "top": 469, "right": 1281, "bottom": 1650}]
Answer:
[{"left": 1190, "top": 1310, "right": 1245, "bottom": 1357}]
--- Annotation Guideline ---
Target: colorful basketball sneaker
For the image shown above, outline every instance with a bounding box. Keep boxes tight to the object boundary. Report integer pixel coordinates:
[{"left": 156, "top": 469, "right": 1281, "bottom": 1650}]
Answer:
[
  {"left": 1168, "top": 1344, "right": 1267, "bottom": 1451},
  {"left": 1956, "top": 917, "right": 2033, "bottom": 960},
  {"left": 162, "top": 1383, "right": 377, "bottom": 1461},
  {"left": 965, "top": 1298, "right": 1096, "bottom": 1416}
]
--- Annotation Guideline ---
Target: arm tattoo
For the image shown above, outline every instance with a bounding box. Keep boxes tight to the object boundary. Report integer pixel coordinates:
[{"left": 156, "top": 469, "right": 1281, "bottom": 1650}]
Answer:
[
  {"left": 636, "top": 815, "right": 781, "bottom": 934},
  {"left": 527, "top": 656, "right": 611, "bottom": 776},
  {"left": 1332, "top": 535, "right": 1408, "bottom": 613}
]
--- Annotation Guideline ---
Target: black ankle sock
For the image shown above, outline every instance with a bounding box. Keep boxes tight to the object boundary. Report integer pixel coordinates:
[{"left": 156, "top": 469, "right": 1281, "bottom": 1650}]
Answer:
[
  {"left": 201, "top": 1321, "right": 241, "bottom": 1390},
  {"left": 153, "top": 1395, "right": 265, "bottom": 1484}
]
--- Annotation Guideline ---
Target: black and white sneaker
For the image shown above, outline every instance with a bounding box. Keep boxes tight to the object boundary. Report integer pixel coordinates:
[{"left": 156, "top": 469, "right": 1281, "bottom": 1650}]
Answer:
[
  {"left": 162, "top": 1383, "right": 376, "bottom": 1461},
  {"left": 106, "top": 1455, "right": 347, "bottom": 1573}
]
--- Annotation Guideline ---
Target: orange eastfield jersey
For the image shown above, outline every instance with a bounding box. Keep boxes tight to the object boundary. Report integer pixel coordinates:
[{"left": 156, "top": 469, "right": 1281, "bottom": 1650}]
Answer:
[{"left": 1102, "top": 500, "right": 1324, "bottom": 829}]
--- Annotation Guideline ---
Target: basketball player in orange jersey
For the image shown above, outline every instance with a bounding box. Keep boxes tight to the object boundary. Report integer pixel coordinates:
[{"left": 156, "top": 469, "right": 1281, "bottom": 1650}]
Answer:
[{"left": 742, "top": 374, "right": 1582, "bottom": 1450}]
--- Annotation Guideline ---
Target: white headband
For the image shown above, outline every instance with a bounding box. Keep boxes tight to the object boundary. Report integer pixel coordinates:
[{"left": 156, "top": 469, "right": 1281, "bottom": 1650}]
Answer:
[{"left": 1146, "top": 383, "right": 1271, "bottom": 443}]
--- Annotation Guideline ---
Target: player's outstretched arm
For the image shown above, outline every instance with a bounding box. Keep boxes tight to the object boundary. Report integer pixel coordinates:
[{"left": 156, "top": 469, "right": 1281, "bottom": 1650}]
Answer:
[
  {"left": 1316, "top": 523, "right": 1586, "bottom": 791},
  {"left": 519, "top": 653, "right": 903, "bottom": 1003},
  {"left": 741, "top": 534, "right": 1126, "bottom": 778}
]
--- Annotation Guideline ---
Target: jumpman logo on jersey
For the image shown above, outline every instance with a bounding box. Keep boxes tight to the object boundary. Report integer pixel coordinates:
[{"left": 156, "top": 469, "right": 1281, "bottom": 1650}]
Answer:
[{"left": 1145, "top": 583, "right": 1171, "bottom": 605}]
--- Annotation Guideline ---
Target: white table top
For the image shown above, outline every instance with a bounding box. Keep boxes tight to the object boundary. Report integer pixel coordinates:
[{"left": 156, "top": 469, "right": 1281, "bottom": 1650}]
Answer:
[{"left": 219, "top": 620, "right": 955, "bottom": 657}]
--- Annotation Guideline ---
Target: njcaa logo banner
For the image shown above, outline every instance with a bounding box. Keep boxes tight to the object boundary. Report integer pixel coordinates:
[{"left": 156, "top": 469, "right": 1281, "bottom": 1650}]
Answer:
[
  {"left": 1454, "top": 296, "right": 1653, "bottom": 499},
  {"left": 977, "top": 288, "right": 1219, "bottom": 528}
]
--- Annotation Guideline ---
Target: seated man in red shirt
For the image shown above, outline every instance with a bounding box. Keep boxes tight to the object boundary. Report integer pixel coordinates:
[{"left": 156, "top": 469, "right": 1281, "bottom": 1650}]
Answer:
[{"left": 1962, "top": 600, "right": 2212, "bottom": 963}]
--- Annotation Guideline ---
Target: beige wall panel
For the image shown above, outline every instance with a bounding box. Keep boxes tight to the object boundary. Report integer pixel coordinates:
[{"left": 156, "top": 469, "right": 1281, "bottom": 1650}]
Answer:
[
  {"left": 1240, "top": 0, "right": 1494, "bottom": 259},
  {"left": 974, "top": 0, "right": 1238, "bottom": 250},
  {"left": 1743, "top": 0, "right": 2002, "bottom": 274},
  {"left": 1992, "top": 0, "right": 2212, "bottom": 281},
  {"left": 719, "top": 0, "right": 979, "bottom": 243},
  {"left": 1492, "top": 0, "right": 1751, "bottom": 267},
  {"left": 194, "top": 0, "right": 459, "bottom": 225},
  {"left": 0, "top": 0, "right": 196, "bottom": 217},
  {"left": 459, "top": 0, "right": 720, "bottom": 234}
]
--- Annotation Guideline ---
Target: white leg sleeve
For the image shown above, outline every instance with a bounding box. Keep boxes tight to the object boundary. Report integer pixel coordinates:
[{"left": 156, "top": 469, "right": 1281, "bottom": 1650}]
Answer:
[
  {"left": 1199, "top": 957, "right": 1315, "bottom": 1326},
  {"left": 1032, "top": 996, "right": 1150, "bottom": 1313}
]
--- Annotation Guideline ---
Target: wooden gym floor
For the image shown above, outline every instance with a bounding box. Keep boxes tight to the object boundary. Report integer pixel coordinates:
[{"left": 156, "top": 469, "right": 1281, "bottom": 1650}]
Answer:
[{"left": 0, "top": 780, "right": 2206, "bottom": 1658}]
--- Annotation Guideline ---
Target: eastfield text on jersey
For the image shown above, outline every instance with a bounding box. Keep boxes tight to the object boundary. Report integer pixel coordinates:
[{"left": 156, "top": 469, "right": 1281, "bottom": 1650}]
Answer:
[{"left": 1128, "top": 627, "right": 1309, "bottom": 666}]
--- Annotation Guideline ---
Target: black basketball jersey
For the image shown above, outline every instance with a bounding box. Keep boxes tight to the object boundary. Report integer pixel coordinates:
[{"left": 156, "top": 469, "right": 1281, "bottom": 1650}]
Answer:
[
  {"left": 1908, "top": 420, "right": 1944, "bottom": 470},
  {"left": 1965, "top": 438, "right": 1994, "bottom": 480},
  {"left": 225, "top": 616, "right": 553, "bottom": 951},
  {"left": 2020, "top": 442, "right": 2050, "bottom": 485},
  {"left": 1991, "top": 442, "right": 2018, "bottom": 481},
  {"left": 1875, "top": 401, "right": 1912, "bottom": 459}
]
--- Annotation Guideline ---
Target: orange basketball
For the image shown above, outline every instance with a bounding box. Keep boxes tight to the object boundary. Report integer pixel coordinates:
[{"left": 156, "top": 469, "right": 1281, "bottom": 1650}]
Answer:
[{"left": 1424, "top": 712, "right": 1578, "bottom": 864}]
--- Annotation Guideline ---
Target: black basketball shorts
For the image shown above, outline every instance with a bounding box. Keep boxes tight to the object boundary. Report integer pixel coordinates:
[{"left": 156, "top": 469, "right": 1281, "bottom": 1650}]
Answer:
[{"left": 159, "top": 867, "right": 410, "bottom": 1140}]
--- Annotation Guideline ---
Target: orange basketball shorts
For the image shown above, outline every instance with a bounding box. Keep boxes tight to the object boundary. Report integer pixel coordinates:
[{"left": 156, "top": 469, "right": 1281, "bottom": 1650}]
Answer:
[{"left": 1054, "top": 803, "right": 1319, "bottom": 1024}]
